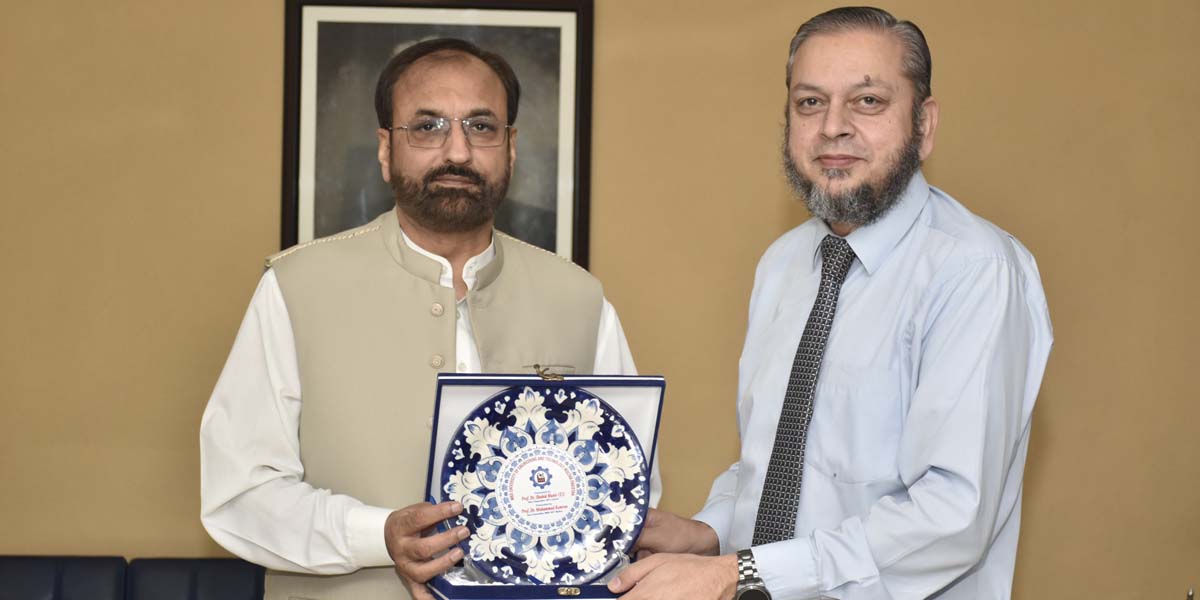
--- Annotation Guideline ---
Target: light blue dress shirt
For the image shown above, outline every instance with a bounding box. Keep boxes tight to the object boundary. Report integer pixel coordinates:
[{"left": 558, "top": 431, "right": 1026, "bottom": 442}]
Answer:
[{"left": 694, "top": 171, "right": 1053, "bottom": 599}]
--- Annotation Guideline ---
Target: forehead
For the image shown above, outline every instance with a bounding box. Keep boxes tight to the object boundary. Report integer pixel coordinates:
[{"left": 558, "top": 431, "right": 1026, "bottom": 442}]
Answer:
[
  {"left": 391, "top": 51, "right": 507, "bottom": 118},
  {"left": 789, "top": 29, "right": 907, "bottom": 92}
]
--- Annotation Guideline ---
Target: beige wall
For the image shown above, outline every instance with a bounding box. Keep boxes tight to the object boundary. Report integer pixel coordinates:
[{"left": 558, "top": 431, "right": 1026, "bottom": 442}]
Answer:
[{"left": 1, "top": 0, "right": 1196, "bottom": 597}]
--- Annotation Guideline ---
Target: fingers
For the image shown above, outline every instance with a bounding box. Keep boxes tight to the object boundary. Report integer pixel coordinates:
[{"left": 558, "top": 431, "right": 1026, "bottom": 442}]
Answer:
[
  {"left": 402, "top": 525, "right": 469, "bottom": 562},
  {"left": 387, "top": 501, "right": 469, "bottom": 586},
  {"left": 610, "top": 555, "right": 737, "bottom": 600},
  {"left": 632, "top": 509, "right": 682, "bottom": 554},
  {"left": 632, "top": 527, "right": 662, "bottom": 554},
  {"left": 631, "top": 509, "right": 663, "bottom": 553},
  {"left": 633, "top": 511, "right": 720, "bottom": 556},
  {"left": 402, "top": 545, "right": 464, "bottom": 583},
  {"left": 404, "top": 581, "right": 436, "bottom": 600},
  {"left": 607, "top": 553, "right": 662, "bottom": 593},
  {"left": 391, "top": 501, "right": 463, "bottom": 536}
]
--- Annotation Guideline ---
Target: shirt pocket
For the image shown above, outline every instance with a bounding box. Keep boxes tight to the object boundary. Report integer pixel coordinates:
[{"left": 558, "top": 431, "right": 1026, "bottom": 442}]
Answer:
[{"left": 805, "top": 362, "right": 903, "bottom": 484}]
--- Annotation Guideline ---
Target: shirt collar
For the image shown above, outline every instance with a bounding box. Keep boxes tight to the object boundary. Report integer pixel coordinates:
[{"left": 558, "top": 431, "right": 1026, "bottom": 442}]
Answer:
[
  {"left": 398, "top": 228, "right": 496, "bottom": 292},
  {"left": 809, "top": 170, "right": 931, "bottom": 275}
]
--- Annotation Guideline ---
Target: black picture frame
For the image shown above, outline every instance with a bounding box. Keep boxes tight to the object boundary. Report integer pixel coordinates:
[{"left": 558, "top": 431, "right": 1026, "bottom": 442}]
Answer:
[{"left": 281, "top": 0, "right": 594, "bottom": 267}]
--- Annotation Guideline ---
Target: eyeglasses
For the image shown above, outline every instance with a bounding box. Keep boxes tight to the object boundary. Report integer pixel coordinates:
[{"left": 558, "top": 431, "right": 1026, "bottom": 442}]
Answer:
[{"left": 390, "top": 116, "right": 511, "bottom": 148}]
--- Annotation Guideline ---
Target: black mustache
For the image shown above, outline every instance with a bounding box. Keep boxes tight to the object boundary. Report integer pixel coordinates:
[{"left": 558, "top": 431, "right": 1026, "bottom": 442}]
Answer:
[{"left": 424, "top": 165, "right": 484, "bottom": 186}]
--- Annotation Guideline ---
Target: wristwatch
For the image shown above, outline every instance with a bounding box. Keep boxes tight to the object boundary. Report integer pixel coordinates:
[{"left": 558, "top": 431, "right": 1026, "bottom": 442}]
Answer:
[{"left": 735, "top": 549, "right": 772, "bottom": 600}]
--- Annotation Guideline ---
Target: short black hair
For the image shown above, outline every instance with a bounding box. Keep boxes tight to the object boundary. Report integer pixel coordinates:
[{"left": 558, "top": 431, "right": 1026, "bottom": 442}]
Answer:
[{"left": 374, "top": 38, "right": 521, "bottom": 128}]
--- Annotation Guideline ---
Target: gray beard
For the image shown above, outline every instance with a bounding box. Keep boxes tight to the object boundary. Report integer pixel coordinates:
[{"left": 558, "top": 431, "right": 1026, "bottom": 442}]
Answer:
[{"left": 782, "top": 123, "right": 922, "bottom": 228}]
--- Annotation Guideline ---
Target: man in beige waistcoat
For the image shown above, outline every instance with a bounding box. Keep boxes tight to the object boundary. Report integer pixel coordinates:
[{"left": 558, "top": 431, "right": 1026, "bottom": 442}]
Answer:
[{"left": 200, "top": 38, "right": 649, "bottom": 600}]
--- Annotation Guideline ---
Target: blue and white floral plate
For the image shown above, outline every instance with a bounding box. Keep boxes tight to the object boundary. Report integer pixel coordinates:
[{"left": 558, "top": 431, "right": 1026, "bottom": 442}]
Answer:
[{"left": 440, "top": 384, "right": 650, "bottom": 585}]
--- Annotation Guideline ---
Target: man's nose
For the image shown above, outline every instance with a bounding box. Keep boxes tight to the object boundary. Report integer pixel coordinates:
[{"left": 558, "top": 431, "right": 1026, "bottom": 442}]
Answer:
[
  {"left": 820, "top": 103, "right": 854, "bottom": 140},
  {"left": 442, "top": 121, "right": 472, "bottom": 164}
]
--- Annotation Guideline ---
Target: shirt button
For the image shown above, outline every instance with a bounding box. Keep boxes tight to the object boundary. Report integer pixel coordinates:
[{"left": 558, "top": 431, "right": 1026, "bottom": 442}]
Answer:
[
  {"left": 429, "top": 354, "right": 445, "bottom": 369},
  {"left": 430, "top": 302, "right": 444, "bottom": 317},
  {"left": 457, "top": 362, "right": 468, "bottom": 372}
]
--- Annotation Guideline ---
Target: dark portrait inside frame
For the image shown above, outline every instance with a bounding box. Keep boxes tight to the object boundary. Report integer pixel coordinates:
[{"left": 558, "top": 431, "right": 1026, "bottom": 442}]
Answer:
[{"left": 282, "top": 1, "right": 593, "bottom": 266}]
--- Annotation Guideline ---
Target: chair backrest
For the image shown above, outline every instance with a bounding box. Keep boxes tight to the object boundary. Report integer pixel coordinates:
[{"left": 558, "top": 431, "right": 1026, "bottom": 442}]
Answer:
[
  {"left": 125, "top": 558, "right": 264, "bottom": 600},
  {"left": 0, "top": 556, "right": 126, "bottom": 600}
]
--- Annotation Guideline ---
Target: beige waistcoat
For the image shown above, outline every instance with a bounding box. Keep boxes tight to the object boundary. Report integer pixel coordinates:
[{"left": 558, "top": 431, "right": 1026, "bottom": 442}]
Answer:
[{"left": 264, "top": 209, "right": 602, "bottom": 600}]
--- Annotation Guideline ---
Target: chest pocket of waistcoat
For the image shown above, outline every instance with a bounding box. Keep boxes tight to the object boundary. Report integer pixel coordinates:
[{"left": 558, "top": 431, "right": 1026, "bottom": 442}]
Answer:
[{"left": 804, "top": 361, "right": 903, "bottom": 484}]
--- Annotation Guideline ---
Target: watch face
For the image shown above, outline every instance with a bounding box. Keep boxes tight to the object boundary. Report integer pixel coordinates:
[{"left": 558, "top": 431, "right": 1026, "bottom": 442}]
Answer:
[{"left": 738, "top": 588, "right": 771, "bottom": 600}]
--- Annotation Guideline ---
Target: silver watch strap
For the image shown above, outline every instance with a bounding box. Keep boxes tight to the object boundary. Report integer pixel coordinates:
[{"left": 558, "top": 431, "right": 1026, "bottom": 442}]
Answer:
[{"left": 736, "top": 548, "right": 760, "bottom": 583}]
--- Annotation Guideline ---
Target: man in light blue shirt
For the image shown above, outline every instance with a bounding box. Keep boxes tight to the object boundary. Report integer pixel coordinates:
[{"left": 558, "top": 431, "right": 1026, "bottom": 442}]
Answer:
[{"left": 608, "top": 7, "right": 1052, "bottom": 600}]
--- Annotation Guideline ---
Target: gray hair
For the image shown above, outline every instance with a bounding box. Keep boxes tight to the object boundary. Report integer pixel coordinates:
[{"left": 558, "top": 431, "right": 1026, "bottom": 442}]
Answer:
[{"left": 785, "top": 6, "right": 932, "bottom": 102}]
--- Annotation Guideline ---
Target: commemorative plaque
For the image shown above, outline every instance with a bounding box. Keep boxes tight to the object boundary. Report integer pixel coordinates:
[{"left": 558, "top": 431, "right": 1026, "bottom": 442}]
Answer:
[{"left": 426, "top": 375, "right": 664, "bottom": 599}]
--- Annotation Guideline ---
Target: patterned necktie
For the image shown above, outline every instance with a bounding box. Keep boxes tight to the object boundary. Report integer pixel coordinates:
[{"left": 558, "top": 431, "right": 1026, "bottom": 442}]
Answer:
[{"left": 752, "top": 234, "right": 857, "bottom": 545}]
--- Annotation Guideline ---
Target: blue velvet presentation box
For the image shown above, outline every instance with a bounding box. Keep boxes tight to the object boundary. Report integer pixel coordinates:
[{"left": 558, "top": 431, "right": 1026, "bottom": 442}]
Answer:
[{"left": 425, "top": 374, "right": 665, "bottom": 600}]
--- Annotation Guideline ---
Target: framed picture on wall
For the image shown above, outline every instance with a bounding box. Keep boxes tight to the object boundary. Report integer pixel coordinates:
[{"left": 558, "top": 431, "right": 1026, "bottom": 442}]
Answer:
[{"left": 281, "top": 0, "right": 594, "bottom": 267}]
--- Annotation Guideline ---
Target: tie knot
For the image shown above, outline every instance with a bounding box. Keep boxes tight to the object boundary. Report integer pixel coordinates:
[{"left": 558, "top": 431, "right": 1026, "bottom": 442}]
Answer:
[{"left": 820, "top": 235, "right": 856, "bottom": 278}]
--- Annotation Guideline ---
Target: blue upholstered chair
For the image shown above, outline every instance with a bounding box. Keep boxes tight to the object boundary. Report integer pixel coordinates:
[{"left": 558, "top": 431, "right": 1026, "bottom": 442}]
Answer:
[
  {"left": 0, "top": 556, "right": 126, "bottom": 600},
  {"left": 125, "top": 558, "right": 264, "bottom": 600}
]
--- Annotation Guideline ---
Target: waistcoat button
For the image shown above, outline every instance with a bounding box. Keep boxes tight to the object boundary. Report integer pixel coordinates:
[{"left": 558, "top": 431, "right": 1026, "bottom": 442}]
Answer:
[
  {"left": 430, "top": 302, "right": 444, "bottom": 317},
  {"left": 429, "top": 354, "right": 445, "bottom": 369}
]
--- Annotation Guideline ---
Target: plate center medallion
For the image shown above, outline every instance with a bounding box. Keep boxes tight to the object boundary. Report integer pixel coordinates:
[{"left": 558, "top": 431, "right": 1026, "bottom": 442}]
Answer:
[{"left": 497, "top": 444, "right": 587, "bottom": 537}]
